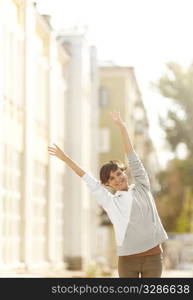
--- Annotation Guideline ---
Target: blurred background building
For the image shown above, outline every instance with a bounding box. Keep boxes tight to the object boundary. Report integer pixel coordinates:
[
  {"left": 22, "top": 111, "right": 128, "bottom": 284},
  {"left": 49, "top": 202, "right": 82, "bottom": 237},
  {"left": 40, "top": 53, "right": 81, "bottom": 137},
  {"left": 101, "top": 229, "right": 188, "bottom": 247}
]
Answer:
[
  {"left": 0, "top": 0, "right": 70, "bottom": 271},
  {"left": 0, "top": 0, "right": 165, "bottom": 276}
]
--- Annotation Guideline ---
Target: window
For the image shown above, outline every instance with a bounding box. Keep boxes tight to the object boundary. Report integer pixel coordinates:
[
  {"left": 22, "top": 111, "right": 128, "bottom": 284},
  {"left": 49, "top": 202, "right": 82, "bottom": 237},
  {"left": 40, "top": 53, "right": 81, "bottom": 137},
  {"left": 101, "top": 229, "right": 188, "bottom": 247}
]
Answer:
[
  {"left": 100, "top": 128, "right": 110, "bottom": 152},
  {"left": 32, "top": 161, "right": 48, "bottom": 262},
  {"left": 54, "top": 171, "right": 65, "bottom": 260},
  {"left": 0, "top": 144, "right": 22, "bottom": 264},
  {"left": 135, "top": 106, "right": 144, "bottom": 121},
  {"left": 99, "top": 87, "right": 109, "bottom": 108}
]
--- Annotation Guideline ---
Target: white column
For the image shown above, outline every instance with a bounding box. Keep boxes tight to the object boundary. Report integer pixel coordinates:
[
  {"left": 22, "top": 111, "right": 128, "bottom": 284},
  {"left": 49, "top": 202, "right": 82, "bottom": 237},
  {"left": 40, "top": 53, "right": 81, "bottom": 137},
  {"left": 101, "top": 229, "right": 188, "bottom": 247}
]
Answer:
[
  {"left": 47, "top": 35, "right": 57, "bottom": 266},
  {"left": 0, "top": 1, "right": 4, "bottom": 267},
  {"left": 66, "top": 37, "right": 84, "bottom": 269},
  {"left": 21, "top": 2, "right": 36, "bottom": 268}
]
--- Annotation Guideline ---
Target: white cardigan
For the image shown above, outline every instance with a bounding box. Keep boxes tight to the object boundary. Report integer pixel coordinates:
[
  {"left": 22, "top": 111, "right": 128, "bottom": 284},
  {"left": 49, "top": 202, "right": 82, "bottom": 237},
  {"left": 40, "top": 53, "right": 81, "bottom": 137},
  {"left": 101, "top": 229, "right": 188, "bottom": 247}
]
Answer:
[{"left": 82, "top": 151, "right": 168, "bottom": 252}]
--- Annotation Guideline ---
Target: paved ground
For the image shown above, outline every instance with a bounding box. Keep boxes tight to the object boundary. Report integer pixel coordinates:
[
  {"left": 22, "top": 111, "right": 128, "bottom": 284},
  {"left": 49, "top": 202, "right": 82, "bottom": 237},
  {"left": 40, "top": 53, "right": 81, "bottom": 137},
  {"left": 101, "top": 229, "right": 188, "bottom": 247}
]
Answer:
[
  {"left": 162, "top": 269, "right": 193, "bottom": 278},
  {"left": 0, "top": 268, "right": 193, "bottom": 278}
]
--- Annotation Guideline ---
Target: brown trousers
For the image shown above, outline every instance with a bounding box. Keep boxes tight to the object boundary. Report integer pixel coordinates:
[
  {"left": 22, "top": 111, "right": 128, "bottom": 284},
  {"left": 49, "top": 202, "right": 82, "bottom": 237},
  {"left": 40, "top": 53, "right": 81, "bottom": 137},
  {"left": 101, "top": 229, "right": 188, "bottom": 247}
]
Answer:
[{"left": 118, "top": 253, "right": 163, "bottom": 278}]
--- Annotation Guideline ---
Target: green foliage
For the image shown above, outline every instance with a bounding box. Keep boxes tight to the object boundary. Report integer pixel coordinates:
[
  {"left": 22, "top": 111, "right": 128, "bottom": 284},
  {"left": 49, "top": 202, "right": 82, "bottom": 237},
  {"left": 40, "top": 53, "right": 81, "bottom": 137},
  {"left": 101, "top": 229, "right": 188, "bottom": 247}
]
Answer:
[
  {"left": 156, "top": 158, "right": 193, "bottom": 233},
  {"left": 154, "top": 61, "right": 193, "bottom": 233},
  {"left": 154, "top": 61, "right": 193, "bottom": 155},
  {"left": 175, "top": 187, "right": 193, "bottom": 232}
]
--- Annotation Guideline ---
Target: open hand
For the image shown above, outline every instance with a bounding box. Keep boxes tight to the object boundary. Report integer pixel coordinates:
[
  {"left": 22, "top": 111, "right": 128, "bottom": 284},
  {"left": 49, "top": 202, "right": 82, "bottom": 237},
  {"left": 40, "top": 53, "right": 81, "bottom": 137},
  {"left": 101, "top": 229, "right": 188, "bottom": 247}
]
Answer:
[
  {"left": 110, "top": 111, "right": 124, "bottom": 126},
  {"left": 48, "top": 143, "right": 65, "bottom": 161}
]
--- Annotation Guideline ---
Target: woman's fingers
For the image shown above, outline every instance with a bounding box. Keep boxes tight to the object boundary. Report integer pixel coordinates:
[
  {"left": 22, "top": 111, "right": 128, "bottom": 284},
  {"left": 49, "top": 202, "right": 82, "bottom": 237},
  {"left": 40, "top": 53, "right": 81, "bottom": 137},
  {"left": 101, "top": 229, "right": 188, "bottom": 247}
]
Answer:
[
  {"left": 48, "top": 144, "right": 63, "bottom": 157},
  {"left": 110, "top": 111, "right": 120, "bottom": 118},
  {"left": 48, "top": 147, "right": 55, "bottom": 152},
  {"left": 53, "top": 143, "right": 59, "bottom": 149},
  {"left": 49, "top": 152, "right": 55, "bottom": 155},
  {"left": 110, "top": 112, "right": 120, "bottom": 123},
  {"left": 48, "top": 144, "right": 59, "bottom": 151},
  {"left": 48, "top": 146, "right": 57, "bottom": 155},
  {"left": 48, "top": 151, "right": 56, "bottom": 155},
  {"left": 48, "top": 144, "right": 63, "bottom": 158},
  {"left": 48, "top": 149, "right": 55, "bottom": 152}
]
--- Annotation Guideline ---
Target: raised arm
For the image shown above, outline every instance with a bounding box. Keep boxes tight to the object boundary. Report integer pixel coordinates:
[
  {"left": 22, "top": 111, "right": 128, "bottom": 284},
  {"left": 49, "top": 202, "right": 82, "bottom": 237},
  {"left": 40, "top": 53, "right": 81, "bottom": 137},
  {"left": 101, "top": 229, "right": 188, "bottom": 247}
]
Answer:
[
  {"left": 48, "top": 143, "right": 85, "bottom": 177},
  {"left": 110, "top": 111, "right": 134, "bottom": 154},
  {"left": 110, "top": 112, "right": 150, "bottom": 189},
  {"left": 48, "top": 144, "right": 115, "bottom": 211}
]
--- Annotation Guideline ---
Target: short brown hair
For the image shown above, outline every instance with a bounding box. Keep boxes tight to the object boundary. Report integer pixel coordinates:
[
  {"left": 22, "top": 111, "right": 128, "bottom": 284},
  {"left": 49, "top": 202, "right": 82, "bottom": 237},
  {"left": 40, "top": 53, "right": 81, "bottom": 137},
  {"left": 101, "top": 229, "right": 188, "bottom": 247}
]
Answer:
[{"left": 100, "top": 160, "right": 127, "bottom": 185}]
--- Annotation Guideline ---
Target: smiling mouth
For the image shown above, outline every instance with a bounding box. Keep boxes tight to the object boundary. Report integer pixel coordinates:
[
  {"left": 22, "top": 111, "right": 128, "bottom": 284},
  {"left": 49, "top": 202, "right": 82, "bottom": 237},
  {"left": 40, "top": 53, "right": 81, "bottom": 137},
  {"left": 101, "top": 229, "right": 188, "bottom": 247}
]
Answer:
[{"left": 116, "top": 181, "right": 124, "bottom": 185}]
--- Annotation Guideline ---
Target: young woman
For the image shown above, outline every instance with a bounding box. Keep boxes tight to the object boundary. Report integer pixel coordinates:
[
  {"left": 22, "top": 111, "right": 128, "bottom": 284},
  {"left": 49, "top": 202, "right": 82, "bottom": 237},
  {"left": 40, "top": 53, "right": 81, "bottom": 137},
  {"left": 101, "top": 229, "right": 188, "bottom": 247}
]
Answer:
[{"left": 48, "top": 112, "right": 168, "bottom": 278}]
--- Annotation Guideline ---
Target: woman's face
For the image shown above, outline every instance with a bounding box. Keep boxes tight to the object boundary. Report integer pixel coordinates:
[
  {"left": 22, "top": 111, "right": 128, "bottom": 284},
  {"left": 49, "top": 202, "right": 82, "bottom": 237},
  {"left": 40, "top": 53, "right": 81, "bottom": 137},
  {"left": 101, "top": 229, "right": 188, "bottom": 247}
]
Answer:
[{"left": 106, "top": 168, "right": 128, "bottom": 191}]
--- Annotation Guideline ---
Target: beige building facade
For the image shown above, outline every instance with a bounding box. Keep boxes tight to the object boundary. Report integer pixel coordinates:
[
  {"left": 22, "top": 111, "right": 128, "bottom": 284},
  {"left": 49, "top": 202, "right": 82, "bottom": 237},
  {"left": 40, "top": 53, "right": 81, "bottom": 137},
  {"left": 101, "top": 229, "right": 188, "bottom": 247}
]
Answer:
[
  {"left": 0, "top": 0, "right": 100, "bottom": 274},
  {"left": 0, "top": 0, "right": 69, "bottom": 270},
  {"left": 0, "top": 0, "right": 60, "bottom": 271}
]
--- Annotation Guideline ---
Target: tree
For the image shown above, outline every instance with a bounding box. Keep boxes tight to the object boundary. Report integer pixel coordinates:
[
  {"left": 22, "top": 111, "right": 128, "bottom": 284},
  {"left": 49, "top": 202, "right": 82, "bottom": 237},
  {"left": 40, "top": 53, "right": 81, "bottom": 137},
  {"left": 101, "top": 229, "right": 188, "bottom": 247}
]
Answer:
[
  {"left": 153, "top": 62, "right": 193, "bottom": 232},
  {"left": 156, "top": 158, "right": 193, "bottom": 232},
  {"left": 156, "top": 159, "right": 185, "bottom": 232},
  {"left": 154, "top": 61, "right": 193, "bottom": 156},
  {"left": 175, "top": 187, "right": 193, "bottom": 232}
]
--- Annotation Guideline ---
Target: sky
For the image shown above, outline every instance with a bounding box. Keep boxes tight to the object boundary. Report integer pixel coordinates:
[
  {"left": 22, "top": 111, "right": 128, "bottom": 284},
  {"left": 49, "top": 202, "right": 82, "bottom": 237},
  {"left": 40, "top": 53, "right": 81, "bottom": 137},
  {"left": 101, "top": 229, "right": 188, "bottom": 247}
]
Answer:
[{"left": 37, "top": 0, "right": 193, "bottom": 168}]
